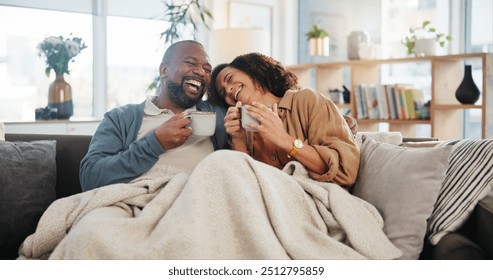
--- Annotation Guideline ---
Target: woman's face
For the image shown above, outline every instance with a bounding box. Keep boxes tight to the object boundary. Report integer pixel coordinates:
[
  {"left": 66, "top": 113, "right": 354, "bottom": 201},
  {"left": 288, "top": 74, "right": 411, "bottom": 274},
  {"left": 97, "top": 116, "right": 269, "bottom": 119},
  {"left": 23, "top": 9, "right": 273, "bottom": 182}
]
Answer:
[{"left": 214, "top": 66, "right": 262, "bottom": 106}]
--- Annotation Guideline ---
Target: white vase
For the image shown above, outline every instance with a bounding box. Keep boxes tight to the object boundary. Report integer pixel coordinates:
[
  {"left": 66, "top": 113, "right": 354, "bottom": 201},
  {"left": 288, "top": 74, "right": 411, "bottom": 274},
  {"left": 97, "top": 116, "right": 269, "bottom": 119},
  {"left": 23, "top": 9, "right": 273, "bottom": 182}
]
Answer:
[
  {"left": 347, "top": 31, "right": 370, "bottom": 60},
  {"left": 413, "top": 38, "right": 438, "bottom": 56},
  {"left": 358, "top": 43, "right": 376, "bottom": 60},
  {"left": 309, "top": 37, "right": 330, "bottom": 56}
]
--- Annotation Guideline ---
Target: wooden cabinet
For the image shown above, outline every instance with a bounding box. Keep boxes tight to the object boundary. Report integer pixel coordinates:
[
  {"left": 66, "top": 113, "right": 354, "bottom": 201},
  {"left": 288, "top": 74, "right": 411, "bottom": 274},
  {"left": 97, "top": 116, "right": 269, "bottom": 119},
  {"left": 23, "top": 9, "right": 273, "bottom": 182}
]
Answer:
[{"left": 286, "top": 53, "right": 492, "bottom": 140}]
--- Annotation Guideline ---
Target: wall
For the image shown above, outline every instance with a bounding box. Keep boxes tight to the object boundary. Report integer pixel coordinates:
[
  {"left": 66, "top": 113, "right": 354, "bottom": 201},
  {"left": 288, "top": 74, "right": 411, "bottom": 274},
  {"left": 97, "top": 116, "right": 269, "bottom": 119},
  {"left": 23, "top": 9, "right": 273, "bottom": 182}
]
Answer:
[
  {"left": 298, "top": 0, "right": 381, "bottom": 64},
  {"left": 198, "top": 0, "right": 383, "bottom": 66},
  {"left": 203, "top": 0, "right": 298, "bottom": 65}
]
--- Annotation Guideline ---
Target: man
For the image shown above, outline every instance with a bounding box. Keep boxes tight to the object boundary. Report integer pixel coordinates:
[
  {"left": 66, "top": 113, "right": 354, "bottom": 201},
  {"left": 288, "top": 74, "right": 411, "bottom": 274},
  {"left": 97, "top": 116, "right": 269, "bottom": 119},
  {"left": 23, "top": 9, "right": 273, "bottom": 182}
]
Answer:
[{"left": 80, "top": 40, "right": 228, "bottom": 191}]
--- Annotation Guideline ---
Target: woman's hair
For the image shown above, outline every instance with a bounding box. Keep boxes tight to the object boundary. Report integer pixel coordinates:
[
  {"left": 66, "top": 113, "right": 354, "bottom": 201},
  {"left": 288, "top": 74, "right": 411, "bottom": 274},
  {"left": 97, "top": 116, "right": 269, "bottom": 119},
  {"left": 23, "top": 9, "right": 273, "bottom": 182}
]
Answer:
[
  {"left": 207, "top": 53, "right": 299, "bottom": 106},
  {"left": 207, "top": 63, "right": 229, "bottom": 108}
]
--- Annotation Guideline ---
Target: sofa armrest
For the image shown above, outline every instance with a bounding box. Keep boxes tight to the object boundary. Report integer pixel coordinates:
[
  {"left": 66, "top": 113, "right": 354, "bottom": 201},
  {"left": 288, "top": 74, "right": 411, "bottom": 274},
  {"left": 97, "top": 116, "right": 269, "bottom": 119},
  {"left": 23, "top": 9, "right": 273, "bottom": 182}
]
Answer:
[
  {"left": 476, "top": 195, "right": 493, "bottom": 258},
  {"left": 432, "top": 232, "right": 487, "bottom": 260}
]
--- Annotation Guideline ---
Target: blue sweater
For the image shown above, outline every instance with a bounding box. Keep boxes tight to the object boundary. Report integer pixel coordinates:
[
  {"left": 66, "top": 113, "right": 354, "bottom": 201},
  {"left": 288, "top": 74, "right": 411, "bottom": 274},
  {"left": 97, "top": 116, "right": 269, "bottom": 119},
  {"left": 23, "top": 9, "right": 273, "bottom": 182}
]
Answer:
[{"left": 80, "top": 100, "right": 228, "bottom": 191}]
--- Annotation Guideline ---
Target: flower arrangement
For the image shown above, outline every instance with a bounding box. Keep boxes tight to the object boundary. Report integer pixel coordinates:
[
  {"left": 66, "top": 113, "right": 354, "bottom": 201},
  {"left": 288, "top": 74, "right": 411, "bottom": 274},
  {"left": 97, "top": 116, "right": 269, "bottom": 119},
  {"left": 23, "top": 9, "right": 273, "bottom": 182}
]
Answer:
[{"left": 37, "top": 34, "right": 87, "bottom": 77}]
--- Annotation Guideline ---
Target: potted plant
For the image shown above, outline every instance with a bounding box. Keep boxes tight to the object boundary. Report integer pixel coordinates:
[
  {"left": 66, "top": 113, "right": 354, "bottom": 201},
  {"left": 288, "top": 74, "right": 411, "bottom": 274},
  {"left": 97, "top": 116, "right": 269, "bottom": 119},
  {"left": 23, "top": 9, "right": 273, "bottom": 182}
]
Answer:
[
  {"left": 306, "top": 24, "right": 330, "bottom": 56},
  {"left": 160, "top": 0, "right": 213, "bottom": 44},
  {"left": 401, "top": 20, "right": 452, "bottom": 56},
  {"left": 148, "top": 0, "right": 213, "bottom": 91}
]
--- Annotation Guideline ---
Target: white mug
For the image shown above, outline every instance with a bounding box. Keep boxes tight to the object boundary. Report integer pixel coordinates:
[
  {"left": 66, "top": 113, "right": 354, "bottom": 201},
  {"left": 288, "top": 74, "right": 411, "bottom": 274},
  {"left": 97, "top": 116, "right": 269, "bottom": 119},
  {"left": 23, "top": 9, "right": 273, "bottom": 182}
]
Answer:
[
  {"left": 241, "top": 105, "right": 260, "bottom": 132},
  {"left": 187, "top": 111, "right": 216, "bottom": 136}
]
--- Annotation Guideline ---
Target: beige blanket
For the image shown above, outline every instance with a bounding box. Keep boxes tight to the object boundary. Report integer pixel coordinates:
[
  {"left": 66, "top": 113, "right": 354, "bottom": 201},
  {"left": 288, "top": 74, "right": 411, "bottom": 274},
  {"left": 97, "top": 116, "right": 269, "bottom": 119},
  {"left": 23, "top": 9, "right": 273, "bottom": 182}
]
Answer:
[{"left": 19, "top": 150, "right": 401, "bottom": 259}]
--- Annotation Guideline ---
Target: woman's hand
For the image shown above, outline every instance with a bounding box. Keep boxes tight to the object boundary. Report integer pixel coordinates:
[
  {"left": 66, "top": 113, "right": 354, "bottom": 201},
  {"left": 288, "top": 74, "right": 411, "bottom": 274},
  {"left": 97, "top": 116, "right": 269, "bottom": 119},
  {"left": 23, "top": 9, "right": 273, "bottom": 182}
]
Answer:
[
  {"left": 247, "top": 102, "right": 292, "bottom": 151},
  {"left": 224, "top": 101, "right": 247, "bottom": 151}
]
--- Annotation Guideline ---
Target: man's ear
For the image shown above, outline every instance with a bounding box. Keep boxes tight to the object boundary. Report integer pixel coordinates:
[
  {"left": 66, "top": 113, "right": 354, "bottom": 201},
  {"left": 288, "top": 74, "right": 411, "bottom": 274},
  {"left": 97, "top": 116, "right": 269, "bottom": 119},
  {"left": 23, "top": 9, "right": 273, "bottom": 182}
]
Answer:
[{"left": 159, "top": 63, "right": 166, "bottom": 78}]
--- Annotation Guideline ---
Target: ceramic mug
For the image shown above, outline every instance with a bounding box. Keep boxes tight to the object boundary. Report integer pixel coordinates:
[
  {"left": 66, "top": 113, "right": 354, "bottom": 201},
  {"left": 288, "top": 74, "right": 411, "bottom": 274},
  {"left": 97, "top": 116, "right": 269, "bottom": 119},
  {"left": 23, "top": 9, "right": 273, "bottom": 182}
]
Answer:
[
  {"left": 187, "top": 111, "right": 216, "bottom": 136},
  {"left": 241, "top": 105, "right": 260, "bottom": 132}
]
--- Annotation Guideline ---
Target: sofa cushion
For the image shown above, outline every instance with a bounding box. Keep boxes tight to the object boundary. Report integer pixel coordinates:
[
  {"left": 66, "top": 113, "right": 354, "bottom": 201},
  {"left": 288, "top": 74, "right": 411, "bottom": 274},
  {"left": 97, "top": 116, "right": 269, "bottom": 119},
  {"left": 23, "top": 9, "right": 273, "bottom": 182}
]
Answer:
[
  {"left": 354, "top": 131, "right": 402, "bottom": 148},
  {"left": 475, "top": 195, "right": 493, "bottom": 257},
  {"left": 432, "top": 232, "right": 487, "bottom": 260},
  {"left": 0, "top": 140, "right": 57, "bottom": 259},
  {"left": 427, "top": 139, "right": 493, "bottom": 245},
  {"left": 352, "top": 138, "right": 452, "bottom": 259}
]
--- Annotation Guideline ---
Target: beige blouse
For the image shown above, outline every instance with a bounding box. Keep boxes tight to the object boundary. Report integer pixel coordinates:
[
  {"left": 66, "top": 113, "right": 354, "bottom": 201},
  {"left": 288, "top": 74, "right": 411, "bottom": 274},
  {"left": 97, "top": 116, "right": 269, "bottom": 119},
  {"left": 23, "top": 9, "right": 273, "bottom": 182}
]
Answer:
[{"left": 247, "top": 88, "right": 360, "bottom": 186}]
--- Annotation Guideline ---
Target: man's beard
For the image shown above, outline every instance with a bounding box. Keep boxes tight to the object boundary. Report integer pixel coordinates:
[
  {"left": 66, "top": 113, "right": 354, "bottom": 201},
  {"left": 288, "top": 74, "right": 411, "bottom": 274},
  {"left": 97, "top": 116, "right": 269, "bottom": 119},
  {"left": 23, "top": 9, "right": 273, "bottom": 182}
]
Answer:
[{"left": 167, "top": 79, "right": 205, "bottom": 108}]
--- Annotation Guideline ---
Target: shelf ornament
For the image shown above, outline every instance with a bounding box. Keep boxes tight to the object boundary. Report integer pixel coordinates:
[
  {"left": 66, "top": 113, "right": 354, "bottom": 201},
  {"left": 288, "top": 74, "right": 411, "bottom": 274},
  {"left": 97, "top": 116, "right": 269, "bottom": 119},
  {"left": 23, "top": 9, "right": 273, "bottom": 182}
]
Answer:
[
  {"left": 306, "top": 24, "right": 330, "bottom": 57},
  {"left": 401, "top": 21, "right": 452, "bottom": 56}
]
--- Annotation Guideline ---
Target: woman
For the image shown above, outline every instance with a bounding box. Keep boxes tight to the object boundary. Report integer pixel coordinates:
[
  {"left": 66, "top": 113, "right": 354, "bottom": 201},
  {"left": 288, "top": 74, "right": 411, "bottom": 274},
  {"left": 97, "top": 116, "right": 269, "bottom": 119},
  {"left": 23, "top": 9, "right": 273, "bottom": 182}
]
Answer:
[{"left": 208, "top": 53, "right": 359, "bottom": 187}]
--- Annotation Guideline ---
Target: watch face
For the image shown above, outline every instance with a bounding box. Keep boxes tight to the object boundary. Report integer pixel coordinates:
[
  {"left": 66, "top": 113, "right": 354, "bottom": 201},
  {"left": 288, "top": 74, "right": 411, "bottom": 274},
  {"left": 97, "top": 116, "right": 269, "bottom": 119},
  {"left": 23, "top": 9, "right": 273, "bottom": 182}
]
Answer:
[{"left": 294, "top": 139, "right": 303, "bottom": 149}]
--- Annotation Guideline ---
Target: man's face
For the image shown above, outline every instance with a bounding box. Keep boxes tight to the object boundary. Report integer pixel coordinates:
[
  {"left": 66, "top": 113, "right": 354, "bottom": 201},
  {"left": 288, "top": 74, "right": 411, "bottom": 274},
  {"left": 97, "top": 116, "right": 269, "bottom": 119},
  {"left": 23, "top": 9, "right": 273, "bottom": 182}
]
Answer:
[{"left": 161, "top": 43, "right": 212, "bottom": 108}]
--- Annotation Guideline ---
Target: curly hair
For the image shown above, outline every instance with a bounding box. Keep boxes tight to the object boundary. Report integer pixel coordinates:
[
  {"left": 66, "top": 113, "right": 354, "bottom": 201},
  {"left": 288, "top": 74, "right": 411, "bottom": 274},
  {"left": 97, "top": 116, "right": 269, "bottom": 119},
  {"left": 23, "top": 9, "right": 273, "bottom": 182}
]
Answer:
[
  {"left": 230, "top": 53, "right": 299, "bottom": 97},
  {"left": 207, "top": 53, "right": 299, "bottom": 106},
  {"left": 207, "top": 63, "right": 229, "bottom": 108}
]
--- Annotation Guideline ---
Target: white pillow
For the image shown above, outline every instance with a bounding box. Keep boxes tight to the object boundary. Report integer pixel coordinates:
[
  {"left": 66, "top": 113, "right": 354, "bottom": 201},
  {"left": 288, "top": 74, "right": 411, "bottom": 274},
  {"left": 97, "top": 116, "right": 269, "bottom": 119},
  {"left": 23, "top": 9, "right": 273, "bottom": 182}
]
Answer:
[
  {"left": 352, "top": 138, "right": 452, "bottom": 259},
  {"left": 354, "top": 131, "right": 402, "bottom": 148}
]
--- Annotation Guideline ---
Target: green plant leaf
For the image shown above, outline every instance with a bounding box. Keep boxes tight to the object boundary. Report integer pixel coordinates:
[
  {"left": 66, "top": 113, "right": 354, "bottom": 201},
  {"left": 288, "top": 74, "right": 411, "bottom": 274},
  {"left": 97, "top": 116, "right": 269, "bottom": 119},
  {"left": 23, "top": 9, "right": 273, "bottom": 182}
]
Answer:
[
  {"left": 401, "top": 20, "right": 451, "bottom": 55},
  {"left": 306, "top": 24, "right": 329, "bottom": 40}
]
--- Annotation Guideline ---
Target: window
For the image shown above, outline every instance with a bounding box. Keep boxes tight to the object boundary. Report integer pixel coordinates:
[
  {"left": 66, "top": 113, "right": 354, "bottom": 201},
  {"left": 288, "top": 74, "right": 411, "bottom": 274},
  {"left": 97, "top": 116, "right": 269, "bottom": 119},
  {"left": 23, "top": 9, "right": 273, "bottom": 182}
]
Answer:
[
  {"left": 106, "top": 16, "right": 166, "bottom": 109},
  {"left": 463, "top": 0, "right": 493, "bottom": 138},
  {"left": 0, "top": 0, "right": 173, "bottom": 121},
  {"left": 0, "top": 5, "right": 93, "bottom": 120}
]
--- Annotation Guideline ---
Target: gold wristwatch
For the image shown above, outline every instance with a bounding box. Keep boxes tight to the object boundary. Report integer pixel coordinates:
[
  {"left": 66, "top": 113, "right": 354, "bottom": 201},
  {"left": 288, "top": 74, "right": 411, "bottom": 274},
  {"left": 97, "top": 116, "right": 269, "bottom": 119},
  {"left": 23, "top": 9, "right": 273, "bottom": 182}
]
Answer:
[{"left": 288, "top": 139, "right": 303, "bottom": 157}]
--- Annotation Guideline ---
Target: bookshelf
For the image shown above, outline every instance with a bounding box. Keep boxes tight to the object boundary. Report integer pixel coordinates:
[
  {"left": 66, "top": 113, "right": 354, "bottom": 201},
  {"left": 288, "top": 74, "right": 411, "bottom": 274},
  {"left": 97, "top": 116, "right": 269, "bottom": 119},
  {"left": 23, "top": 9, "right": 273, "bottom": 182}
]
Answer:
[{"left": 286, "top": 53, "right": 493, "bottom": 140}]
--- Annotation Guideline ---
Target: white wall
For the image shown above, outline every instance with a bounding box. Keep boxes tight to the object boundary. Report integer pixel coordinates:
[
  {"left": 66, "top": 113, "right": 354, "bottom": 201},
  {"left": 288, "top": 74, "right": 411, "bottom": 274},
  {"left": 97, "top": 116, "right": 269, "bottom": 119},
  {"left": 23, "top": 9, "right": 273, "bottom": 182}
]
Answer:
[
  {"left": 204, "top": 0, "right": 298, "bottom": 65},
  {"left": 298, "top": 0, "right": 382, "bottom": 64}
]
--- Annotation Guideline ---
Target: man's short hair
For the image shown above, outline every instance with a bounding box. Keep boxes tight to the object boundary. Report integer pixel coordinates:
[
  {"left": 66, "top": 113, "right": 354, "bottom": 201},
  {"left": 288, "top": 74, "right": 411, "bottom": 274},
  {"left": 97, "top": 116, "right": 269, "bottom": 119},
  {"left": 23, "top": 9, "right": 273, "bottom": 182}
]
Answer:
[{"left": 162, "top": 40, "right": 204, "bottom": 64}]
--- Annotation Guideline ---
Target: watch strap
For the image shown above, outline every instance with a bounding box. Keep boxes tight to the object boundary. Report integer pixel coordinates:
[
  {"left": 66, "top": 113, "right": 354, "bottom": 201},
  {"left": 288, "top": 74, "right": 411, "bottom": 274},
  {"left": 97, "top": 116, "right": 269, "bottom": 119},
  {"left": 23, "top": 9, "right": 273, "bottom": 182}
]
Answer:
[{"left": 288, "top": 146, "right": 299, "bottom": 157}]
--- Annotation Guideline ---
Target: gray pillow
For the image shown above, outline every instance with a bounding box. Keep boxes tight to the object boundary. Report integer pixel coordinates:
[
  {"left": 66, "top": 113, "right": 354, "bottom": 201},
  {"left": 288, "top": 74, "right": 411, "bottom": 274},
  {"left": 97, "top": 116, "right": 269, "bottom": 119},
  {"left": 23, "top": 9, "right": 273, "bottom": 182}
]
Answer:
[
  {"left": 0, "top": 140, "right": 57, "bottom": 259},
  {"left": 352, "top": 138, "right": 452, "bottom": 259}
]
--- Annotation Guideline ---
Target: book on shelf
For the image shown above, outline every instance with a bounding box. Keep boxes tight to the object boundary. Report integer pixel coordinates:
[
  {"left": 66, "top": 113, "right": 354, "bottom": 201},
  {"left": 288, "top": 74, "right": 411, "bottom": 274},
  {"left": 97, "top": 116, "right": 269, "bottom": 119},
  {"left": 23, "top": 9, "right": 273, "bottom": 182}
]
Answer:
[
  {"left": 355, "top": 83, "right": 428, "bottom": 121},
  {"left": 365, "top": 85, "right": 380, "bottom": 119},
  {"left": 385, "top": 85, "right": 398, "bottom": 119},
  {"left": 355, "top": 84, "right": 368, "bottom": 119},
  {"left": 376, "top": 84, "right": 389, "bottom": 120}
]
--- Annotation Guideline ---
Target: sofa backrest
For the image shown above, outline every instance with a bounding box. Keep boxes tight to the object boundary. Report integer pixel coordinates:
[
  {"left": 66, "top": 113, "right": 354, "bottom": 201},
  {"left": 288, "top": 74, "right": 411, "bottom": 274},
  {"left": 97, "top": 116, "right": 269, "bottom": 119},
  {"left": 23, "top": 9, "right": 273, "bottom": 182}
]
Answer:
[{"left": 5, "top": 134, "right": 92, "bottom": 199}]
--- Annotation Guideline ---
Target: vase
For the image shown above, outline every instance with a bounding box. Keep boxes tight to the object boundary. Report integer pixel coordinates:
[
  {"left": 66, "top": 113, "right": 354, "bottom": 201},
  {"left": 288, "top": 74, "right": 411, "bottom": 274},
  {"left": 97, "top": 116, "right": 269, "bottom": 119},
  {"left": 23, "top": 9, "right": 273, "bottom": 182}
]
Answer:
[
  {"left": 309, "top": 37, "right": 330, "bottom": 56},
  {"left": 347, "top": 31, "right": 370, "bottom": 60},
  {"left": 413, "top": 38, "right": 438, "bottom": 56},
  {"left": 48, "top": 74, "right": 73, "bottom": 119},
  {"left": 455, "top": 65, "right": 480, "bottom": 105}
]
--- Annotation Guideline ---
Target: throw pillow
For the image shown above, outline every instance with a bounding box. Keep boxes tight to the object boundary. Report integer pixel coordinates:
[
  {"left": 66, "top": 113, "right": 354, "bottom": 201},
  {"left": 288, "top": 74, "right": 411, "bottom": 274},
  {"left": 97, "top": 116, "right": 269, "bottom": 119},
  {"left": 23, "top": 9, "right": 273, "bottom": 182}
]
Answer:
[
  {"left": 0, "top": 140, "right": 57, "bottom": 259},
  {"left": 352, "top": 138, "right": 452, "bottom": 259},
  {"left": 427, "top": 139, "right": 493, "bottom": 245},
  {"left": 354, "top": 131, "right": 402, "bottom": 148}
]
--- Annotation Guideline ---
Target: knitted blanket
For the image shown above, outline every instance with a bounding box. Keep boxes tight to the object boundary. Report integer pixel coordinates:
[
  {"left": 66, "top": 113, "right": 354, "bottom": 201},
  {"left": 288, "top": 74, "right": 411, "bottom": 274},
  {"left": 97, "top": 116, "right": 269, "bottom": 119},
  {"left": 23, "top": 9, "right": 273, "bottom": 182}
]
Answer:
[{"left": 19, "top": 150, "right": 401, "bottom": 259}]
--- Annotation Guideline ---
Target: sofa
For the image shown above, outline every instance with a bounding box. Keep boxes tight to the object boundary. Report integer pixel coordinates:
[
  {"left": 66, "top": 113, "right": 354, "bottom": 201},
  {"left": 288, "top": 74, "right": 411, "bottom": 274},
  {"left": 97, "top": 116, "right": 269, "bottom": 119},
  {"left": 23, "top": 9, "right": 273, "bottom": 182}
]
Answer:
[{"left": 1, "top": 132, "right": 492, "bottom": 260}]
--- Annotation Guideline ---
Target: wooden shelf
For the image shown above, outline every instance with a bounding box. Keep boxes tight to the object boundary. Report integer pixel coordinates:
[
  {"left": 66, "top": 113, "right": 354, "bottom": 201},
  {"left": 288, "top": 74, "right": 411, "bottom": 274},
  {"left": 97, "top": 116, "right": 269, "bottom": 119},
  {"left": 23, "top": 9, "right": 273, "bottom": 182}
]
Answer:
[
  {"left": 434, "top": 104, "right": 482, "bottom": 110},
  {"left": 287, "top": 53, "right": 492, "bottom": 139},
  {"left": 357, "top": 119, "right": 431, "bottom": 125}
]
